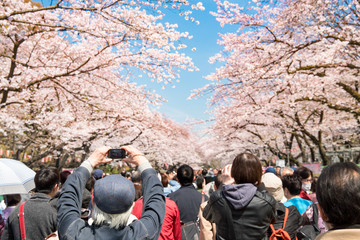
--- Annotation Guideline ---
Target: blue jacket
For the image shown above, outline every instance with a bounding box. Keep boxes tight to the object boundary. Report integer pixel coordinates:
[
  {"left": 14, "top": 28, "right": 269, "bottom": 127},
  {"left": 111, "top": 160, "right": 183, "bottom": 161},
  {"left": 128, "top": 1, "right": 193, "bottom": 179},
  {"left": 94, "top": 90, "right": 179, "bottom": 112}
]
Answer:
[
  {"left": 284, "top": 196, "right": 312, "bottom": 215},
  {"left": 163, "top": 180, "right": 180, "bottom": 197},
  {"left": 57, "top": 165, "right": 165, "bottom": 240}
]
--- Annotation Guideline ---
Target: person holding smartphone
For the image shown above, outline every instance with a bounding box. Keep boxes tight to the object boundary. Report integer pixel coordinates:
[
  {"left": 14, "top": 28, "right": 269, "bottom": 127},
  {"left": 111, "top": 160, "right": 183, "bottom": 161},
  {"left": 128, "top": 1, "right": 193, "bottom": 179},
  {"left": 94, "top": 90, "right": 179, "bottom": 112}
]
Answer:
[{"left": 57, "top": 146, "right": 165, "bottom": 240}]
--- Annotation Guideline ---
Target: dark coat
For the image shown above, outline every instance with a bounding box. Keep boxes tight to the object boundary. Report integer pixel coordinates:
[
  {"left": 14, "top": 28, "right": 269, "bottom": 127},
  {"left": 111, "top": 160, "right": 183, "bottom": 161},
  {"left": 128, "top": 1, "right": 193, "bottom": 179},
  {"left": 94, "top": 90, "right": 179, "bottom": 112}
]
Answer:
[
  {"left": 168, "top": 184, "right": 207, "bottom": 223},
  {"left": 2, "top": 193, "right": 57, "bottom": 240},
  {"left": 203, "top": 184, "right": 276, "bottom": 240}
]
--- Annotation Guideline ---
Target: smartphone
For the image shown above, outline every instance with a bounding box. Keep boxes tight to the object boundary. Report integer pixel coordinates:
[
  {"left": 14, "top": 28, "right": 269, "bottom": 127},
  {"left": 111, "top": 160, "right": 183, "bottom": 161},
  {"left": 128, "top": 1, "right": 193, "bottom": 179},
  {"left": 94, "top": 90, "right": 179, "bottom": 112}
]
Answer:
[{"left": 108, "top": 149, "right": 126, "bottom": 159}]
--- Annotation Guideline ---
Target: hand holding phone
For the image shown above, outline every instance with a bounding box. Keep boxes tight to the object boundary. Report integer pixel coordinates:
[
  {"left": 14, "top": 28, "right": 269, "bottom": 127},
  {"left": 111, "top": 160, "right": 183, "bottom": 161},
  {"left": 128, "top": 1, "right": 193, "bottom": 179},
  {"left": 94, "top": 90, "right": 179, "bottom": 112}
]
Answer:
[
  {"left": 121, "top": 145, "right": 147, "bottom": 166},
  {"left": 87, "top": 146, "right": 112, "bottom": 167},
  {"left": 108, "top": 149, "right": 127, "bottom": 159}
]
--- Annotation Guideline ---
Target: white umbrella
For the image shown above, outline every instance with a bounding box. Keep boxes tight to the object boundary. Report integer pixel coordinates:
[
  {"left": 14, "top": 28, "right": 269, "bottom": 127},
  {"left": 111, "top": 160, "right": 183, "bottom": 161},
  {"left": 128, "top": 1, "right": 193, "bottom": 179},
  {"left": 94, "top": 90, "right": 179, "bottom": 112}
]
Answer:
[{"left": 0, "top": 158, "right": 36, "bottom": 195}]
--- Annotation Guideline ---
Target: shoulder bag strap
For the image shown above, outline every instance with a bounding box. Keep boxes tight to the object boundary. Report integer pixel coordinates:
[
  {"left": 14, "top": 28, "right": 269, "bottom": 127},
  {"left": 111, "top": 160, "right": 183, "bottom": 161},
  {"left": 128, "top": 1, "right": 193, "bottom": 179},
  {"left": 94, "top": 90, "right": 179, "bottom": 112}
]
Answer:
[
  {"left": 222, "top": 197, "right": 236, "bottom": 240},
  {"left": 282, "top": 207, "right": 289, "bottom": 229},
  {"left": 312, "top": 204, "right": 318, "bottom": 225},
  {"left": 18, "top": 201, "right": 26, "bottom": 240}
]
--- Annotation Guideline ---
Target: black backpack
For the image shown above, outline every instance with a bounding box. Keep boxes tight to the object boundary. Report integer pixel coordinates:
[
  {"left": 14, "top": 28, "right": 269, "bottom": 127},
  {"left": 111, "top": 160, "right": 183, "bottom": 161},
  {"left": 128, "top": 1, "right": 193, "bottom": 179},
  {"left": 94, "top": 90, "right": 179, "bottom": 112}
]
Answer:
[
  {"left": 297, "top": 204, "right": 321, "bottom": 240},
  {"left": 269, "top": 207, "right": 292, "bottom": 240}
]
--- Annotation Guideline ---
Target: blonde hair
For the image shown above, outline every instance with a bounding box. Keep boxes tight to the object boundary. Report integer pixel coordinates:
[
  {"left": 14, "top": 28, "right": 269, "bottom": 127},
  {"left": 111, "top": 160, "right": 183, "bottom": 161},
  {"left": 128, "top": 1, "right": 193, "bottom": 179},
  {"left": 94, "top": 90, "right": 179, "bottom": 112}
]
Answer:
[{"left": 92, "top": 202, "right": 135, "bottom": 229}]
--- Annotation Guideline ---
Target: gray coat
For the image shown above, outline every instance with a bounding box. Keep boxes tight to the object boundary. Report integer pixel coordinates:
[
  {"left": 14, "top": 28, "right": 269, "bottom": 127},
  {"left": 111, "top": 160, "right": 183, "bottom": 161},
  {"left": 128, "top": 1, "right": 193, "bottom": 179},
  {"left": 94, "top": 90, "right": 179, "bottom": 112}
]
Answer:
[{"left": 2, "top": 193, "right": 57, "bottom": 240}]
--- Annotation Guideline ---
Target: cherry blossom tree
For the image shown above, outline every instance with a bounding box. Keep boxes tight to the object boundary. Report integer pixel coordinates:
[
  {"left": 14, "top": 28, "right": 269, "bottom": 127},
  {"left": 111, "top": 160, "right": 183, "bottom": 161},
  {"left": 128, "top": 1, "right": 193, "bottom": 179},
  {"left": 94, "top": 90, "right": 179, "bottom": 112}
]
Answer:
[
  {"left": 0, "top": 0, "right": 205, "bottom": 167},
  {"left": 194, "top": 0, "right": 360, "bottom": 165}
]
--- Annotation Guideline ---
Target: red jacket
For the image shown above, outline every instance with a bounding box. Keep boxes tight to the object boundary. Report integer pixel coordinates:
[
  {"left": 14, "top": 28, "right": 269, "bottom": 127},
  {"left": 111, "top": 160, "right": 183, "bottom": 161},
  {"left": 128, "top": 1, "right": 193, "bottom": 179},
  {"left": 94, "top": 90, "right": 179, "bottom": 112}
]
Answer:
[{"left": 133, "top": 197, "right": 181, "bottom": 240}]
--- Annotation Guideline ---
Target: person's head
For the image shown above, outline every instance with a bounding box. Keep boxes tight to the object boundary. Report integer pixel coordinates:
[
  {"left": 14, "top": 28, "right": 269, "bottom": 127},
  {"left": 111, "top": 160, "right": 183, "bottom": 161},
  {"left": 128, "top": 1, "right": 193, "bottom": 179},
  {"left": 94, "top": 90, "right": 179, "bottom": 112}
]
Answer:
[
  {"left": 93, "top": 169, "right": 104, "bottom": 180},
  {"left": 196, "top": 175, "right": 204, "bottom": 189},
  {"left": 294, "top": 166, "right": 313, "bottom": 192},
  {"left": 60, "top": 170, "right": 71, "bottom": 186},
  {"left": 202, "top": 169, "right": 208, "bottom": 176},
  {"left": 265, "top": 167, "right": 276, "bottom": 175},
  {"left": 290, "top": 166, "right": 297, "bottom": 171},
  {"left": 131, "top": 170, "right": 142, "bottom": 201},
  {"left": 281, "top": 167, "right": 294, "bottom": 177},
  {"left": 213, "top": 169, "right": 219, "bottom": 175},
  {"left": 281, "top": 174, "right": 302, "bottom": 199},
  {"left": 34, "top": 167, "right": 60, "bottom": 197},
  {"left": 231, "top": 153, "right": 262, "bottom": 186},
  {"left": 177, "top": 164, "right": 194, "bottom": 186},
  {"left": 131, "top": 170, "right": 141, "bottom": 184},
  {"left": 82, "top": 177, "right": 95, "bottom": 210},
  {"left": 160, "top": 173, "right": 169, "bottom": 187},
  {"left": 5, "top": 194, "right": 21, "bottom": 207},
  {"left": 294, "top": 166, "right": 313, "bottom": 180},
  {"left": 214, "top": 174, "right": 233, "bottom": 190},
  {"left": 317, "top": 162, "right": 360, "bottom": 228},
  {"left": 125, "top": 172, "right": 131, "bottom": 180},
  {"left": 262, "top": 173, "right": 284, "bottom": 202},
  {"left": 85, "top": 176, "right": 95, "bottom": 193},
  {"left": 275, "top": 166, "right": 281, "bottom": 176},
  {"left": 167, "top": 170, "right": 176, "bottom": 180},
  {"left": 92, "top": 174, "right": 135, "bottom": 229}
]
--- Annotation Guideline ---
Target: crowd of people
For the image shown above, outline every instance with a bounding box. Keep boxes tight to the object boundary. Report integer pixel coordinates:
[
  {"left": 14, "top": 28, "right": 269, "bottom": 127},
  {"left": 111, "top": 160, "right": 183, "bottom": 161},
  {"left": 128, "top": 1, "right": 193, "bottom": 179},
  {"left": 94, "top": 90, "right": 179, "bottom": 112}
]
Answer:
[{"left": 0, "top": 146, "right": 360, "bottom": 240}]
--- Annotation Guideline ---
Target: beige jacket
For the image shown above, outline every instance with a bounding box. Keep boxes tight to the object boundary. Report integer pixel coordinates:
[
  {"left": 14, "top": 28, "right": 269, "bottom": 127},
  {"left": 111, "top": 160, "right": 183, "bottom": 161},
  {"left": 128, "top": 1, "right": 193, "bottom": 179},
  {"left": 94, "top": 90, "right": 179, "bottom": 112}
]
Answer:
[
  {"left": 315, "top": 229, "right": 360, "bottom": 240},
  {"left": 199, "top": 201, "right": 216, "bottom": 240}
]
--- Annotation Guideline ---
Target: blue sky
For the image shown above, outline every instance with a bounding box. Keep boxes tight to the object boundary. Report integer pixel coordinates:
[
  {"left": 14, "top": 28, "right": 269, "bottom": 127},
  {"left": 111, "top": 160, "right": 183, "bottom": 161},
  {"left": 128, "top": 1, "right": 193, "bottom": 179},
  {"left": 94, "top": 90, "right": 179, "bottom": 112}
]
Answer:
[{"left": 142, "top": 1, "right": 236, "bottom": 130}]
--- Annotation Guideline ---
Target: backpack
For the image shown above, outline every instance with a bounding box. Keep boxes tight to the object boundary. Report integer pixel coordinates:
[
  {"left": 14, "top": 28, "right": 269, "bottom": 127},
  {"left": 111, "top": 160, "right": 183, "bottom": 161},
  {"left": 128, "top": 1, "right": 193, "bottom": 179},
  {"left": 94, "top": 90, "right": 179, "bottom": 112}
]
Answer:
[
  {"left": 297, "top": 204, "right": 321, "bottom": 240},
  {"left": 269, "top": 207, "right": 292, "bottom": 240}
]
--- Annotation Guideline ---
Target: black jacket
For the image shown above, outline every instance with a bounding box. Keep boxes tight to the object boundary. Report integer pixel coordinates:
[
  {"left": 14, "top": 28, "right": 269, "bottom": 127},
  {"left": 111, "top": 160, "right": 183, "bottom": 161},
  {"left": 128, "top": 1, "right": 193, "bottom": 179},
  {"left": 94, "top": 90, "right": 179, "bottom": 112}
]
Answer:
[{"left": 203, "top": 184, "right": 276, "bottom": 240}]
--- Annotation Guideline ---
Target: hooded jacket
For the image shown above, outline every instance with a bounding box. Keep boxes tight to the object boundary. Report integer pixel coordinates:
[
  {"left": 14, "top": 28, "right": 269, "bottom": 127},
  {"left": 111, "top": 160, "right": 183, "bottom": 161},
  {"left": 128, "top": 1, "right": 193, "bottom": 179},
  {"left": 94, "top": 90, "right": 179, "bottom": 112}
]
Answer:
[{"left": 203, "top": 183, "right": 276, "bottom": 240}]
